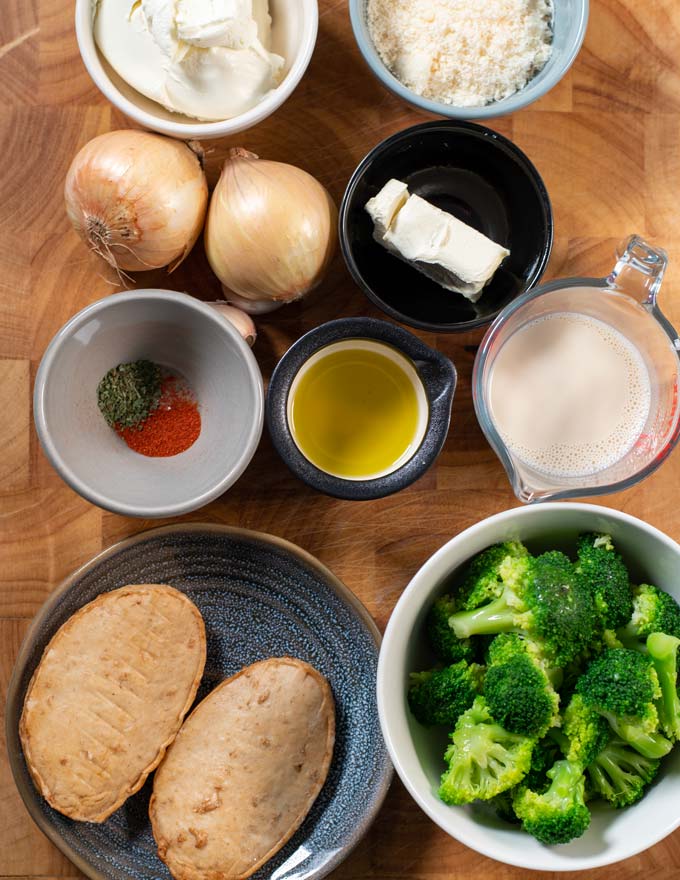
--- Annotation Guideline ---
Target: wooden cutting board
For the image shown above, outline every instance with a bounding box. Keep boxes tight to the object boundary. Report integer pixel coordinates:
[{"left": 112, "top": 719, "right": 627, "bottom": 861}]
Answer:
[{"left": 2, "top": 0, "right": 680, "bottom": 878}]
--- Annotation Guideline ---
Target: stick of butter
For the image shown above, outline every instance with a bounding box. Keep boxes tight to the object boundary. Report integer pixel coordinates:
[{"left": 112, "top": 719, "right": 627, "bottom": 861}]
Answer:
[{"left": 365, "top": 179, "right": 510, "bottom": 302}]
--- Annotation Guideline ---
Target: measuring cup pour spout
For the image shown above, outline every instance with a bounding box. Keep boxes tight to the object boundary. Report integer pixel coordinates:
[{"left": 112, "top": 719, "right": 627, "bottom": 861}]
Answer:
[{"left": 473, "top": 234, "right": 680, "bottom": 503}]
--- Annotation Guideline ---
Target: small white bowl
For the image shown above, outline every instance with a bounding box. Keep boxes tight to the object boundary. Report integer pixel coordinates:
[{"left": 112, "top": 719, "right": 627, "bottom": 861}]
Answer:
[
  {"left": 75, "top": 0, "right": 318, "bottom": 140},
  {"left": 378, "top": 503, "right": 680, "bottom": 871},
  {"left": 34, "top": 290, "right": 264, "bottom": 518}
]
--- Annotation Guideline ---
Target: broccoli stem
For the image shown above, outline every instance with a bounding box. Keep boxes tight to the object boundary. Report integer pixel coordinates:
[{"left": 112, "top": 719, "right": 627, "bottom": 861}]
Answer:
[
  {"left": 587, "top": 739, "right": 660, "bottom": 808},
  {"left": 448, "top": 594, "right": 516, "bottom": 639},
  {"left": 617, "top": 625, "right": 649, "bottom": 652},
  {"left": 647, "top": 632, "right": 680, "bottom": 740},
  {"left": 586, "top": 762, "right": 613, "bottom": 800},
  {"left": 592, "top": 752, "right": 627, "bottom": 795},
  {"left": 545, "top": 758, "right": 584, "bottom": 802},
  {"left": 547, "top": 728, "right": 571, "bottom": 756},
  {"left": 602, "top": 713, "right": 673, "bottom": 759},
  {"left": 587, "top": 754, "right": 633, "bottom": 808}
]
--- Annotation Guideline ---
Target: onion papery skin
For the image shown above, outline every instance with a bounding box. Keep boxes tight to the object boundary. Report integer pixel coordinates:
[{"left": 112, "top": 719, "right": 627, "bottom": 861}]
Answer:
[
  {"left": 64, "top": 130, "right": 208, "bottom": 273},
  {"left": 204, "top": 149, "right": 337, "bottom": 305}
]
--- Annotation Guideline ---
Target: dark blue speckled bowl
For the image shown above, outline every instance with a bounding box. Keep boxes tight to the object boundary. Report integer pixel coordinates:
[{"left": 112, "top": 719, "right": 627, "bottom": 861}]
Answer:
[
  {"left": 6, "top": 524, "right": 392, "bottom": 880},
  {"left": 266, "top": 317, "right": 456, "bottom": 500}
]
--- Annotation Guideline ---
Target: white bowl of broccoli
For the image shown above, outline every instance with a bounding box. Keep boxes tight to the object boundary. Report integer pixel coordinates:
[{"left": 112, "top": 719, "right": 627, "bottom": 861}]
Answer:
[{"left": 377, "top": 502, "right": 680, "bottom": 871}]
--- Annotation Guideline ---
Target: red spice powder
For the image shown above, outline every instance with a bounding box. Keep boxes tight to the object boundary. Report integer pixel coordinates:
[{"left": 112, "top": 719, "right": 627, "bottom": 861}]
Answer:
[{"left": 117, "top": 376, "right": 201, "bottom": 457}]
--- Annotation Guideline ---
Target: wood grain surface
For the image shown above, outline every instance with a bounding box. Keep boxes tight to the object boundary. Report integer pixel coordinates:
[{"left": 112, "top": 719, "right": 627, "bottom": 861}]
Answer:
[{"left": 2, "top": 0, "right": 680, "bottom": 878}]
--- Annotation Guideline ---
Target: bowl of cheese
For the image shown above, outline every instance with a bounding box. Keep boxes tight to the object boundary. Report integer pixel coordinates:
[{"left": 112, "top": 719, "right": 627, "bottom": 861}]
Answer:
[
  {"left": 339, "top": 121, "right": 553, "bottom": 333},
  {"left": 75, "top": 0, "right": 318, "bottom": 139},
  {"left": 350, "top": 0, "right": 588, "bottom": 119}
]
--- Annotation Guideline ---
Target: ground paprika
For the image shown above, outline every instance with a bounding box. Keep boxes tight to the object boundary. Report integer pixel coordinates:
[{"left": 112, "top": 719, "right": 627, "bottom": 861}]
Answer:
[{"left": 117, "top": 376, "right": 201, "bottom": 457}]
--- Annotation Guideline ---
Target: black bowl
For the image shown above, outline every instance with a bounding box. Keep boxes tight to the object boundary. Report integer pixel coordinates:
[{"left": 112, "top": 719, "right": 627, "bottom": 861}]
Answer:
[
  {"left": 266, "top": 318, "right": 456, "bottom": 500},
  {"left": 339, "top": 121, "right": 553, "bottom": 333}
]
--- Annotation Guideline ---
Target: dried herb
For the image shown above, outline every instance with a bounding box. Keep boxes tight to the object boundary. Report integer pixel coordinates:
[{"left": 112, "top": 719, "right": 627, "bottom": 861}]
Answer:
[{"left": 97, "top": 360, "right": 162, "bottom": 429}]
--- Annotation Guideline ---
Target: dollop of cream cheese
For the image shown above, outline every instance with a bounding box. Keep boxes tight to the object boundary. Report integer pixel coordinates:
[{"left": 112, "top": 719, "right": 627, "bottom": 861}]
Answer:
[{"left": 94, "top": 0, "right": 285, "bottom": 121}]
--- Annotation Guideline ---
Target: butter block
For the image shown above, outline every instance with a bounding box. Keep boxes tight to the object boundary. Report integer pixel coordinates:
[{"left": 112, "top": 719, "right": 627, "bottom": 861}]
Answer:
[
  {"left": 365, "top": 179, "right": 409, "bottom": 239},
  {"left": 365, "top": 178, "right": 510, "bottom": 302}
]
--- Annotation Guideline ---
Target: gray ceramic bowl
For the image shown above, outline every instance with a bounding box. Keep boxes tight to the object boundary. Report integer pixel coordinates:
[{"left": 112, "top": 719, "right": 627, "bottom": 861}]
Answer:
[
  {"left": 34, "top": 291, "right": 263, "bottom": 517},
  {"left": 266, "top": 318, "right": 456, "bottom": 500},
  {"left": 349, "top": 0, "right": 588, "bottom": 119}
]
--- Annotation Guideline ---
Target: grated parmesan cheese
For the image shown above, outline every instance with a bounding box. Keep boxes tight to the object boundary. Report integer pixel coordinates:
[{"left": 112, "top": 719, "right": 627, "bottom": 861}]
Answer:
[{"left": 367, "top": 0, "right": 553, "bottom": 107}]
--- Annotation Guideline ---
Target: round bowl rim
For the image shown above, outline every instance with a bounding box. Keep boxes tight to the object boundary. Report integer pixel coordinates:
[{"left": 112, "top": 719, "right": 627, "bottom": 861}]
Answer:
[
  {"left": 339, "top": 120, "right": 554, "bottom": 333},
  {"left": 33, "top": 289, "right": 264, "bottom": 518},
  {"left": 74, "top": 0, "right": 319, "bottom": 140},
  {"left": 265, "top": 316, "right": 456, "bottom": 499},
  {"left": 348, "top": 0, "right": 589, "bottom": 120},
  {"left": 377, "top": 501, "right": 680, "bottom": 871}
]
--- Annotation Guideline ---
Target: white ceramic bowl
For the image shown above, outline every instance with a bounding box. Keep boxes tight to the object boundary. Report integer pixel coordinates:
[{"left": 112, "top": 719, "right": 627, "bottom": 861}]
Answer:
[
  {"left": 34, "top": 290, "right": 264, "bottom": 517},
  {"left": 75, "top": 0, "right": 318, "bottom": 139},
  {"left": 377, "top": 503, "right": 680, "bottom": 871}
]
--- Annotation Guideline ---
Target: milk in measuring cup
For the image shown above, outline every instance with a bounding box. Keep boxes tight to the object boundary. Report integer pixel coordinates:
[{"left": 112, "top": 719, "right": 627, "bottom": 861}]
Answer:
[{"left": 487, "top": 312, "right": 651, "bottom": 478}]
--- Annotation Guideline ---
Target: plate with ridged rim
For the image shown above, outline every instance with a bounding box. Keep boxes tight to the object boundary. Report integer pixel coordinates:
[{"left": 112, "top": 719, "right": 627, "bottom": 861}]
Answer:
[{"left": 6, "top": 523, "right": 393, "bottom": 880}]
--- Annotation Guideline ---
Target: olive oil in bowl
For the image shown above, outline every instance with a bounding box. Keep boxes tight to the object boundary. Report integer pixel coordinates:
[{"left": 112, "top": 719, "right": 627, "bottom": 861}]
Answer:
[{"left": 287, "top": 339, "right": 428, "bottom": 480}]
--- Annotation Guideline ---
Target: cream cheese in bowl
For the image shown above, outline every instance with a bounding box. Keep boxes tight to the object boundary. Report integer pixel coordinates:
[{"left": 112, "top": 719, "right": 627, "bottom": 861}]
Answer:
[{"left": 94, "top": 0, "right": 284, "bottom": 121}]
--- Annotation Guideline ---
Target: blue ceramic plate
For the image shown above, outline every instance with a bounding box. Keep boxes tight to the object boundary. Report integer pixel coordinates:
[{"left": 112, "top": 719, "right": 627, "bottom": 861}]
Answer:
[{"left": 6, "top": 524, "right": 392, "bottom": 880}]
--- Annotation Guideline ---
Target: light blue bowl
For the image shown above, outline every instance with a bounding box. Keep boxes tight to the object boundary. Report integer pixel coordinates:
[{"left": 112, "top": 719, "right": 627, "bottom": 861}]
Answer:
[{"left": 349, "top": 0, "right": 589, "bottom": 119}]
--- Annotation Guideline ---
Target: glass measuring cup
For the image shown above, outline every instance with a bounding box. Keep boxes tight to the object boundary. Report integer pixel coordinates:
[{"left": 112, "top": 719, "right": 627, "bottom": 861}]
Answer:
[{"left": 473, "top": 236, "right": 680, "bottom": 503}]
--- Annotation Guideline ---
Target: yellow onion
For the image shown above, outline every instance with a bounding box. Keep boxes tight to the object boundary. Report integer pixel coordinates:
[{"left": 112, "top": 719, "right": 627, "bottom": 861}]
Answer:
[
  {"left": 64, "top": 130, "right": 208, "bottom": 273},
  {"left": 204, "top": 148, "right": 337, "bottom": 313}
]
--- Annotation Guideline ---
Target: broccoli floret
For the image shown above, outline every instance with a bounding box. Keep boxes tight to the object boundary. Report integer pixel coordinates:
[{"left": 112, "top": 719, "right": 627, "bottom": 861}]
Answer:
[
  {"left": 439, "top": 696, "right": 535, "bottom": 805},
  {"left": 601, "top": 629, "right": 625, "bottom": 650},
  {"left": 513, "top": 759, "right": 591, "bottom": 844},
  {"left": 487, "top": 632, "right": 562, "bottom": 685},
  {"left": 560, "top": 693, "right": 611, "bottom": 767},
  {"left": 408, "top": 662, "right": 484, "bottom": 727},
  {"left": 489, "top": 735, "right": 560, "bottom": 825},
  {"left": 458, "top": 541, "right": 529, "bottom": 611},
  {"left": 575, "top": 648, "right": 672, "bottom": 759},
  {"left": 558, "top": 629, "right": 624, "bottom": 707},
  {"left": 486, "top": 631, "right": 522, "bottom": 665},
  {"left": 484, "top": 635, "right": 559, "bottom": 737},
  {"left": 575, "top": 533, "right": 633, "bottom": 630},
  {"left": 448, "top": 551, "right": 597, "bottom": 667},
  {"left": 426, "top": 594, "right": 476, "bottom": 664},
  {"left": 618, "top": 584, "right": 680, "bottom": 647},
  {"left": 587, "top": 738, "right": 660, "bottom": 808},
  {"left": 646, "top": 632, "right": 680, "bottom": 740},
  {"left": 426, "top": 545, "right": 531, "bottom": 665}
]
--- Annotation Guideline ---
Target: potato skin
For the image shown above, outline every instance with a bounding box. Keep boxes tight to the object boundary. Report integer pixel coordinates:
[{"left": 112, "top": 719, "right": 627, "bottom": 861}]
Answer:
[
  {"left": 150, "top": 657, "right": 335, "bottom": 880},
  {"left": 20, "top": 584, "right": 206, "bottom": 823}
]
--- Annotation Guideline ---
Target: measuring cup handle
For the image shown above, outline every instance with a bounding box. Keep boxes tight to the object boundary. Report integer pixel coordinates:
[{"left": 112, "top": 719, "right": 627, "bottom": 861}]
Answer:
[{"left": 607, "top": 235, "right": 668, "bottom": 307}]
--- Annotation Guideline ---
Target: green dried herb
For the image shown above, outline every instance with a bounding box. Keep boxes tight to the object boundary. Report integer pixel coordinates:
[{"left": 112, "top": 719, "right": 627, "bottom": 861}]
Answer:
[{"left": 97, "top": 360, "right": 162, "bottom": 429}]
